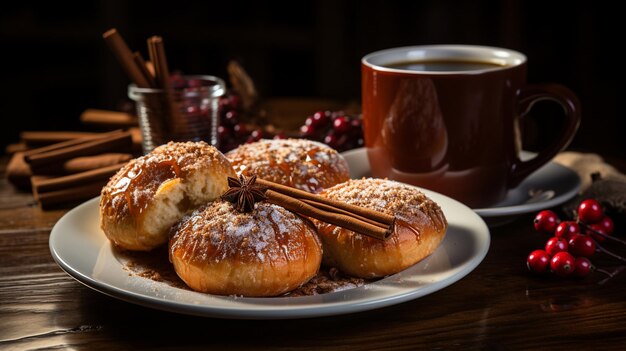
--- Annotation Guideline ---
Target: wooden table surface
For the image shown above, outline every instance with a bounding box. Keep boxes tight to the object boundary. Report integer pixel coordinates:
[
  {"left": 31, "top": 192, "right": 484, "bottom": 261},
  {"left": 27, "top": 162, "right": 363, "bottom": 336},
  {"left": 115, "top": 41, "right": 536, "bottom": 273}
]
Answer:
[{"left": 1, "top": 154, "right": 626, "bottom": 350}]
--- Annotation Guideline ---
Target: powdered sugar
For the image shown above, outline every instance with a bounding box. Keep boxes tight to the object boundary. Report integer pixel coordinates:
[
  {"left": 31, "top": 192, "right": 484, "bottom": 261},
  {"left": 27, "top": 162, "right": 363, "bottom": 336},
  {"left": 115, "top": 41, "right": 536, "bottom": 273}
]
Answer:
[
  {"left": 225, "top": 138, "right": 350, "bottom": 193},
  {"left": 321, "top": 178, "right": 447, "bottom": 229},
  {"left": 100, "top": 141, "right": 233, "bottom": 220},
  {"left": 169, "top": 200, "right": 317, "bottom": 264}
]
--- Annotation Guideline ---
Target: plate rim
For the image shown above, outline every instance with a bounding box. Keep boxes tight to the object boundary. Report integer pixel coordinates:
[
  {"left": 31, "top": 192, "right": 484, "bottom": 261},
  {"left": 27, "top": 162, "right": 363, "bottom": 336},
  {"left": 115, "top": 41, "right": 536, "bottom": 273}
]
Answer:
[{"left": 49, "top": 190, "right": 490, "bottom": 320}]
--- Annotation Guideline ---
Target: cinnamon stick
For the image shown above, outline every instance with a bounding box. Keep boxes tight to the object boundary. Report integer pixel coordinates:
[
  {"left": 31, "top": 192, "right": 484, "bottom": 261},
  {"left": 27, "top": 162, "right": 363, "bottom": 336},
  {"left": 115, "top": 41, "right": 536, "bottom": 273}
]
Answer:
[
  {"left": 300, "top": 198, "right": 388, "bottom": 229},
  {"left": 103, "top": 28, "right": 151, "bottom": 88},
  {"left": 147, "top": 36, "right": 171, "bottom": 90},
  {"left": 129, "top": 127, "right": 144, "bottom": 153},
  {"left": 6, "top": 152, "right": 33, "bottom": 190},
  {"left": 256, "top": 178, "right": 395, "bottom": 226},
  {"left": 34, "top": 181, "right": 106, "bottom": 209},
  {"left": 5, "top": 143, "right": 28, "bottom": 154},
  {"left": 145, "top": 60, "right": 155, "bottom": 77},
  {"left": 32, "top": 162, "right": 126, "bottom": 194},
  {"left": 147, "top": 36, "right": 182, "bottom": 134},
  {"left": 133, "top": 51, "right": 157, "bottom": 88},
  {"left": 24, "top": 130, "right": 121, "bottom": 157},
  {"left": 25, "top": 131, "right": 132, "bottom": 170},
  {"left": 20, "top": 131, "right": 101, "bottom": 147},
  {"left": 80, "top": 109, "right": 138, "bottom": 129},
  {"left": 63, "top": 153, "right": 132, "bottom": 173},
  {"left": 265, "top": 190, "right": 393, "bottom": 241}
]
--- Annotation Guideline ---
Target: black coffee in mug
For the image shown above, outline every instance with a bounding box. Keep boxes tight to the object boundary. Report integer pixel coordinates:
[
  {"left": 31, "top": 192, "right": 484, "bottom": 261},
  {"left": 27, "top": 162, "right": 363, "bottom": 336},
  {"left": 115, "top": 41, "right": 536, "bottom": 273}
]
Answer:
[{"left": 385, "top": 60, "right": 506, "bottom": 72}]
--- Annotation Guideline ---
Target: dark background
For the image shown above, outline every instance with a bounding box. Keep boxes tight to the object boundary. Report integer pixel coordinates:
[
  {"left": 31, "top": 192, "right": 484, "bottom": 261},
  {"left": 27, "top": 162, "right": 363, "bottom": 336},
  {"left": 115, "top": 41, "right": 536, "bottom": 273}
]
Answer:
[{"left": 1, "top": 1, "right": 623, "bottom": 159}]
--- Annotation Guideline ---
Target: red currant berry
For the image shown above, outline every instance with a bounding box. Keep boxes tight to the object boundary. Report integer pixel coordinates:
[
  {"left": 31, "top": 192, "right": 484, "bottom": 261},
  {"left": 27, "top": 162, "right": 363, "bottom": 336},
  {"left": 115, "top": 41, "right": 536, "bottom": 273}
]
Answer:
[
  {"left": 568, "top": 234, "right": 596, "bottom": 258},
  {"left": 223, "top": 110, "right": 239, "bottom": 126},
  {"left": 333, "top": 116, "right": 350, "bottom": 133},
  {"left": 555, "top": 221, "right": 580, "bottom": 240},
  {"left": 199, "top": 104, "right": 210, "bottom": 116},
  {"left": 219, "top": 96, "right": 232, "bottom": 111},
  {"left": 578, "top": 199, "right": 604, "bottom": 224},
  {"left": 300, "top": 124, "right": 316, "bottom": 137},
  {"left": 350, "top": 118, "right": 362, "bottom": 129},
  {"left": 324, "top": 132, "right": 339, "bottom": 148},
  {"left": 312, "top": 111, "right": 330, "bottom": 126},
  {"left": 217, "top": 125, "right": 232, "bottom": 140},
  {"left": 527, "top": 249, "right": 550, "bottom": 274},
  {"left": 533, "top": 210, "right": 559, "bottom": 233},
  {"left": 228, "top": 94, "right": 241, "bottom": 110},
  {"left": 596, "top": 216, "right": 614, "bottom": 235},
  {"left": 233, "top": 123, "right": 248, "bottom": 138},
  {"left": 588, "top": 223, "right": 609, "bottom": 243},
  {"left": 304, "top": 116, "right": 315, "bottom": 127},
  {"left": 545, "top": 237, "right": 569, "bottom": 256},
  {"left": 186, "top": 105, "right": 200, "bottom": 115},
  {"left": 250, "top": 128, "right": 263, "bottom": 141},
  {"left": 573, "top": 257, "right": 594, "bottom": 277},
  {"left": 551, "top": 252, "right": 575, "bottom": 277}
]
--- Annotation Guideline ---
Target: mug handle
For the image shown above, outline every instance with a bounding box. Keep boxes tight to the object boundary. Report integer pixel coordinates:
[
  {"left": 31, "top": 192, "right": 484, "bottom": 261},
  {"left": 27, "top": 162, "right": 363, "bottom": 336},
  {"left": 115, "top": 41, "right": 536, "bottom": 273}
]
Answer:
[{"left": 509, "top": 84, "right": 581, "bottom": 187}]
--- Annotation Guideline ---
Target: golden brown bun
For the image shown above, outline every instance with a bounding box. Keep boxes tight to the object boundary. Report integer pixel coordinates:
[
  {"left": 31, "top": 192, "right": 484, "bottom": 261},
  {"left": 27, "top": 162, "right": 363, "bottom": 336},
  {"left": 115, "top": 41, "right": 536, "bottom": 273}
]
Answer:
[
  {"left": 100, "top": 141, "right": 236, "bottom": 251},
  {"left": 226, "top": 138, "right": 350, "bottom": 193},
  {"left": 169, "top": 200, "right": 322, "bottom": 297},
  {"left": 316, "top": 178, "right": 447, "bottom": 278}
]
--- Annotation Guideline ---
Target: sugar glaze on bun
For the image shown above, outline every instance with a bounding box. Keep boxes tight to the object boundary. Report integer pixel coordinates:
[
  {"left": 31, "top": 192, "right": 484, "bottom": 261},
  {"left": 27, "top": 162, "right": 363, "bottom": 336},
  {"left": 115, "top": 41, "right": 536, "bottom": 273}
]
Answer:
[
  {"left": 226, "top": 138, "right": 350, "bottom": 193},
  {"left": 316, "top": 178, "right": 447, "bottom": 278},
  {"left": 100, "top": 141, "right": 236, "bottom": 251},
  {"left": 168, "top": 200, "right": 322, "bottom": 297}
]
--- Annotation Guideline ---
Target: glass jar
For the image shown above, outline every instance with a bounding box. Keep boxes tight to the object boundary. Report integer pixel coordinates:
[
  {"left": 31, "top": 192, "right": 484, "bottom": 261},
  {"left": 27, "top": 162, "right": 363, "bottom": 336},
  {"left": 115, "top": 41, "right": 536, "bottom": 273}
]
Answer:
[{"left": 128, "top": 75, "right": 226, "bottom": 154}]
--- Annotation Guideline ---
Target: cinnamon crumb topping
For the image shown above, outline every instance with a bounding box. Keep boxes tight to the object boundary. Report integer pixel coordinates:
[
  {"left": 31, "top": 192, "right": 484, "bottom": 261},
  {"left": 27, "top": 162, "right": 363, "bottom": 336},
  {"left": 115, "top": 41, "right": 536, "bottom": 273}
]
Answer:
[
  {"left": 169, "top": 200, "right": 316, "bottom": 264},
  {"left": 321, "top": 178, "right": 447, "bottom": 230},
  {"left": 226, "top": 138, "right": 350, "bottom": 193}
]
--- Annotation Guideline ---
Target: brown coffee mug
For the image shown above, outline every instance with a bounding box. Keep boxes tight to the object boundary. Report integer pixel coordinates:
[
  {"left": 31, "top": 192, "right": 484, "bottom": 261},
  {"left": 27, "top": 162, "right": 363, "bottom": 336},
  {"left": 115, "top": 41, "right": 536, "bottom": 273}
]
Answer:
[{"left": 361, "top": 45, "right": 580, "bottom": 208}]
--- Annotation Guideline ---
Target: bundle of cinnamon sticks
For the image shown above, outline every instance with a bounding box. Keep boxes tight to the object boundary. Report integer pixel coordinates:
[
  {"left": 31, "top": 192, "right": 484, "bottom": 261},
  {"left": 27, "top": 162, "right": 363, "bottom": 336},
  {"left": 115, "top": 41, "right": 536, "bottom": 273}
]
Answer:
[
  {"left": 104, "top": 28, "right": 193, "bottom": 150},
  {"left": 6, "top": 128, "right": 136, "bottom": 208}
]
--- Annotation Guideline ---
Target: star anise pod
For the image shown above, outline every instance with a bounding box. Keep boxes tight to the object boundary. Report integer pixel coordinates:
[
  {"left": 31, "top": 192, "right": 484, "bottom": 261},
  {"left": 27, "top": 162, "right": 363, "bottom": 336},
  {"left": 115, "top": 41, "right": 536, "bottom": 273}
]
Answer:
[{"left": 221, "top": 174, "right": 267, "bottom": 213}]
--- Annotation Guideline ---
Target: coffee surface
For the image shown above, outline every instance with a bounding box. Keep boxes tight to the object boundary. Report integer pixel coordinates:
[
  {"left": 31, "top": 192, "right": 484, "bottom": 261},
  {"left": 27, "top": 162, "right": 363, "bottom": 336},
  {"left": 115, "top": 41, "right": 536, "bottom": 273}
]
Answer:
[{"left": 385, "top": 60, "right": 504, "bottom": 72}]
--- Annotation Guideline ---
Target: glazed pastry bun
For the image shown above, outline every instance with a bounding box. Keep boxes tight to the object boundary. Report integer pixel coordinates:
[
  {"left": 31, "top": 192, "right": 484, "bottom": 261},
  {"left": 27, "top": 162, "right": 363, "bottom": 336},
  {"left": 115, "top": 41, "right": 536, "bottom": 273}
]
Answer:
[
  {"left": 100, "top": 141, "right": 236, "bottom": 251},
  {"left": 316, "top": 178, "right": 447, "bottom": 278},
  {"left": 226, "top": 138, "right": 350, "bottom": 193},
  {"left": 169, "top": 200, "right": 322, "bottom": 297}
]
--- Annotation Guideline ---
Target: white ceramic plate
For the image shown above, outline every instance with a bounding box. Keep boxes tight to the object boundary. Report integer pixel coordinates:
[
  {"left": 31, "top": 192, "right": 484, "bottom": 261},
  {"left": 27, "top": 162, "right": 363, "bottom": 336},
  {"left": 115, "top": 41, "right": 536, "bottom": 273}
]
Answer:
[
  {"left": 49, "top": 191, "right": 489, "bottom": 320},
  {"left": 342, "top": 148, "right": 580, "bottom": 224}
]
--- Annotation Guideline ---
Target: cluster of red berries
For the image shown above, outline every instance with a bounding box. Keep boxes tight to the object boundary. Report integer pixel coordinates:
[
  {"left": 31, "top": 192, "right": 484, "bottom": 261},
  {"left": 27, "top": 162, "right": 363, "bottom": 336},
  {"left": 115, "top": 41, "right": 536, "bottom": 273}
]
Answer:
[
  {"left": 216, "top": 94, "right": 284, "bottom": 152},
  {"left": 218, "top": 106, "right": 366, "bottom": 153},
  {"left": 527, "top": 199, "right": 619, "bottom": 277},
  {"left": 298, "top": 111, "right": 364, "bottom": 152}
]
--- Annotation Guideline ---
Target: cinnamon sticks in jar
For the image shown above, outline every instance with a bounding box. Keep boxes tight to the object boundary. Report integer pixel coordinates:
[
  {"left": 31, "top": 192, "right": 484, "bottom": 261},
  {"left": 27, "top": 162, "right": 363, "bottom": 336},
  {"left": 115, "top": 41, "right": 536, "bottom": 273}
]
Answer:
[{"left": 104, "top": 28, "right": 191, "bottom": 153}]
